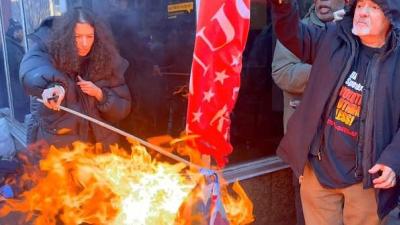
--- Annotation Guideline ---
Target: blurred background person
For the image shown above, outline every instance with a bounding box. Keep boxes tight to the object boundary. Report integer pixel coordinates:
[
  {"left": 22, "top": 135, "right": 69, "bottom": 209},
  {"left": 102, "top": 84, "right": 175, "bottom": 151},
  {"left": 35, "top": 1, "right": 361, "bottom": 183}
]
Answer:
[{"left": 5, "top": 19, "right": 30, "bottom": 122}]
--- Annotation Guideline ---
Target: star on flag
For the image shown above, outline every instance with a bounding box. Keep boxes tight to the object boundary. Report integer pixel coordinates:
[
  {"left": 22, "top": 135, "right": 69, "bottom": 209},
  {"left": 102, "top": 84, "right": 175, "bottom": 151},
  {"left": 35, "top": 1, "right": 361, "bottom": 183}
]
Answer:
[
  {"left": 214, "top": 70, "right": 229, "bottom": 85},
  {"left": 192, "top": 109, "right": 203, "bottom": 123},
  {"left": 203, "top": 89, "right": 215, "bottom": 102},
  {"left": 231, "top": 54, "right": 241, "bottom": 67}
]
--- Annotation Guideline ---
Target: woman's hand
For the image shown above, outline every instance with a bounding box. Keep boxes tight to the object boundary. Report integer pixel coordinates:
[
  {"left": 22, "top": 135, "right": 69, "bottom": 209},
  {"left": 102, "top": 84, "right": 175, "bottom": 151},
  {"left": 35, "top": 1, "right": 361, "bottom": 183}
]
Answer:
[
  {"left": 41, "top": 85, "right": 65, "bottom": 111},
  {"left": 77, "top": 75, "right": 103, "bottom": 102}
]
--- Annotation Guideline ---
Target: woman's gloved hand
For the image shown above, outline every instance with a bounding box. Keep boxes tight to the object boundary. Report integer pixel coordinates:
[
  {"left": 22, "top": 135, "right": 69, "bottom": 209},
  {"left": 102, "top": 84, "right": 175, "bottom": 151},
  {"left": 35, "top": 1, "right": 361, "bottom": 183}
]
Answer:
[{"left": 41, "top": 85, "right": 65, "bottom": 111}]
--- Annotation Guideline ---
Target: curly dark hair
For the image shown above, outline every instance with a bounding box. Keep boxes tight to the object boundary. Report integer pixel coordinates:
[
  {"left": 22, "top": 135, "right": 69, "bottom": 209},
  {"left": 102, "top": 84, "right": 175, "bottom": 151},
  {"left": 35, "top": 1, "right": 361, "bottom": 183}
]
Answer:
[{"left": 48, "top": 7, "right": 119, "bottom": 81}]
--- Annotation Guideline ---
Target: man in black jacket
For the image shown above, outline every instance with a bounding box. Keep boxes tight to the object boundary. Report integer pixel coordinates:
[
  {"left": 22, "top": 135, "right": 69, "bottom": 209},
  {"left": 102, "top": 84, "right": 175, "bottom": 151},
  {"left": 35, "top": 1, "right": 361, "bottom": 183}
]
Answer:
[
  {"left": 270, "top": 0, "right": 400, "bottom": 224},
  {"left": 272, "top": 1, "right": 345, "bottom": 224}
]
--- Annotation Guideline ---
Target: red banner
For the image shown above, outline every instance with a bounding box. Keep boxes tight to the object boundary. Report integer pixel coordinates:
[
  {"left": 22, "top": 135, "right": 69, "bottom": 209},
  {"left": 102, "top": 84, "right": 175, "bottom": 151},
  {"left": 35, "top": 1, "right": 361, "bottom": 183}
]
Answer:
[{"left": 186, "top": 0, "right": 251, "bottom": 167}]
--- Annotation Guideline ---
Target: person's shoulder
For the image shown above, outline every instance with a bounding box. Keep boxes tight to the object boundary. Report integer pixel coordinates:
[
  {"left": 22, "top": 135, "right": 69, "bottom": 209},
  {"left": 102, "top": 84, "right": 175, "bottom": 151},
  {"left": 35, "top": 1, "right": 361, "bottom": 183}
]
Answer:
[
  {"left": 324, "top": 22, "right": 338, "bottom": 31},
  {"left": 111, "top": 54, "right": 129, "bottom": 77},
  {"left": 27, "top": 16, "right": 60, "bottom": 52},
  {"left": 300, "top": 16, "right": 312, "bottom": 25},
  {"left": 34, "top": 16, "right": 58, "bottom": 34}
]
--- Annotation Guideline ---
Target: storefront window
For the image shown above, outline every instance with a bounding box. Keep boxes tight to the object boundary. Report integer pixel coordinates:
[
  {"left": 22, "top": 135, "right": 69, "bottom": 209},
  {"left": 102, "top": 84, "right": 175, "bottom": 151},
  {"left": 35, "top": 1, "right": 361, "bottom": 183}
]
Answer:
[
  {"left": 0, "top": 35, "right": 9, "bottom": 118},
  {"left": 229, "top": 0, "right": 312, "bottom": 164},
  {"left": 93, "top": 0, "right": 196, "bottom": 139},
  {"left": 23, "top": 0, "right": 67, "bottom": 35},
  {"left": 0, "top": 0, "right": 29, "bottom": 124}
]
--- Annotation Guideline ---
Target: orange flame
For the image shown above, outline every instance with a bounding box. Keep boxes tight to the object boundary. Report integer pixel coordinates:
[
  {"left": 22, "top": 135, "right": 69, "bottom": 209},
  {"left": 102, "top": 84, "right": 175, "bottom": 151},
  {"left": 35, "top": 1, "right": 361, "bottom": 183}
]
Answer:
[
  {"left": 221, "top": 181, "right": 254, "bottom": 225},
  {"left": 1, "top": 139, "right": 254, "bottom": 225}
]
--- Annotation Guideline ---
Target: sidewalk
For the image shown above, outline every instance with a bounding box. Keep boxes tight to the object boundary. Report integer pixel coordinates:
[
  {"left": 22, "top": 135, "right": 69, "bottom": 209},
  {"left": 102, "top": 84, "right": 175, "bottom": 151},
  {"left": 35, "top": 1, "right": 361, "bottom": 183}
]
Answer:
[{"left": 386, "top": 207, "right": 400, "bottom": 225}]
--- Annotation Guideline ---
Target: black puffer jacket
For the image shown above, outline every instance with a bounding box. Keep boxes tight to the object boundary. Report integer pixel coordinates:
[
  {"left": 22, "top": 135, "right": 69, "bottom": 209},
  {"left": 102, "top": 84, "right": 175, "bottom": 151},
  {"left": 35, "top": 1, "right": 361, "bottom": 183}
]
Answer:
[
  {"left": 20, "top": 18, "right": 131, "bottom": 148},
  {"left": 271, "top": 0, "right": 400, "bottom": 219}
]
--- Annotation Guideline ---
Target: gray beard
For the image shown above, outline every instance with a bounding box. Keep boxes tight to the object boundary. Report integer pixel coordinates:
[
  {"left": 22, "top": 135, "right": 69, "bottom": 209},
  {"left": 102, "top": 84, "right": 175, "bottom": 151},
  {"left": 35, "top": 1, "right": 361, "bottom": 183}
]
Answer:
[{"left": 352, "top": 26, "right": 371, "bottom": 36}]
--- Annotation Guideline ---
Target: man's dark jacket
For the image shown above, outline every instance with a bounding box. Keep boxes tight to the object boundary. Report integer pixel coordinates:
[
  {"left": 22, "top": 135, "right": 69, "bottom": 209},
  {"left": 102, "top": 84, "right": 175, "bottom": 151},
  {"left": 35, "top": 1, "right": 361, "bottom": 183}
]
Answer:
[
  {"left": 20, "top": 18, "right": 131, "bottom": 148},
  {"left": 271, "top": 0, "right": 400, "bottom": 219}
]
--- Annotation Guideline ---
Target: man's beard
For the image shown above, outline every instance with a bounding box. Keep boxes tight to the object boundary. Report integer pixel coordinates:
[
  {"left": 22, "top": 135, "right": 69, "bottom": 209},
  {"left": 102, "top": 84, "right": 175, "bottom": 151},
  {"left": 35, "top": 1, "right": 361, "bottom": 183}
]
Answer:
[{"left": 352, "top": 22, "right": 371, "bottom": 36}]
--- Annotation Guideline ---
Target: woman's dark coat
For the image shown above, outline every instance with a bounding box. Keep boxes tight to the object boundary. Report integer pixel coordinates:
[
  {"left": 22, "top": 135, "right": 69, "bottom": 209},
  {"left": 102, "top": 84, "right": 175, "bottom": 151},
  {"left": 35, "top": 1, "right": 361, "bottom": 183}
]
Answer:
[{"left": 20, "top": 19, "right": 131, "bottom": 148}]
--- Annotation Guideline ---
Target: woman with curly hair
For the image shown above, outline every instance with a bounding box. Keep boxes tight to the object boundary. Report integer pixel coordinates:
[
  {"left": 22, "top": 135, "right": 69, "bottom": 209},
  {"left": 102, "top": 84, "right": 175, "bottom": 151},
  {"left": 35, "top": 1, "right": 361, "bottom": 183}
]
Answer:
[{"left": 20, "top": 7, "right": 131, "bottom": 148}]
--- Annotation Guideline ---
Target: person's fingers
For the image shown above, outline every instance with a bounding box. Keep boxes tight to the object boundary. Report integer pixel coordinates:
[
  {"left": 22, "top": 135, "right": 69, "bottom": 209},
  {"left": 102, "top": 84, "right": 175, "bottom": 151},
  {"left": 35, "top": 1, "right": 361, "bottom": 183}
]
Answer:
[
  {"left": 81, "top": 86, "right": 95, "bottom": 92},
  {"left": 77, "top": 77, "right": 91, "bottom": 85},
  {"left": 373, "top": 168, "right": 391, "bottom": 184},
  {"left": 369, "top": 164, "right": 383, "bottom": 174},
  {"left": 81, "top": 88, "right": 93, "bottom": 95},
  {"left": 43, "top": 100, "right": 53, "bottom": 109},
  {"left": 391, "top": 178, "right": 397, "bottom": 187},
  {"left": 48, "top": 100, "right": 58, "bottom": 110},
  {"left": 42, "top": 89, "right": 56, "bottom": 110},
  {"left": 375, "top": 176, "right": 396, "bottom": 189},
  {"left": 388, "top": 177, "right": 397, "bottom": 188},
  {"left": 373, "top": 169, "right": 396, "bottom": 189},
  {"left": 374, "top": 182, "right": 389, "bottom": 189},
  {"left": 77, "top": 81, "right": 90, "bottom": 86},
  {"left": 56, "top": 96, "right": 63, "bottom": 109}
]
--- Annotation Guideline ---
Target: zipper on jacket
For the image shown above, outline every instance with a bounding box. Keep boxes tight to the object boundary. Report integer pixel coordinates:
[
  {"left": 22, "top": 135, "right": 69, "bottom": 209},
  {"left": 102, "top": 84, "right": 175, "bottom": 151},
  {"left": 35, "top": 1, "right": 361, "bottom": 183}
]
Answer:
[
  {"left": 354, "top": 54, "right": 379, "bottom": 179},
  {"left": 362, "top": 54, "right": 383, "bottom": 186},
  {"left": 317, "top": 131, "right": 324, "bottom": 161}
]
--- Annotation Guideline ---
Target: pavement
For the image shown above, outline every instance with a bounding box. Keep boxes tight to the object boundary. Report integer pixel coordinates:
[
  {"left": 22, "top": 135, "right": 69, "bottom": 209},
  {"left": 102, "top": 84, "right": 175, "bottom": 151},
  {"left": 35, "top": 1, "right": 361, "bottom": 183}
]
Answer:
[{"left": 385, "top": 207, "right": 400, "bottom": 225}]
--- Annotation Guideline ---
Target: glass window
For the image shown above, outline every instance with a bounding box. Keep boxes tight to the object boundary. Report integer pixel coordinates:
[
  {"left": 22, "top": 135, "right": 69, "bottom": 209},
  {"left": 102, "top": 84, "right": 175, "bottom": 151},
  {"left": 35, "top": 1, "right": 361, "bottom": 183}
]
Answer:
[
  {"left": 0, "top": 0, "right": 30, "bottom": 124},
  {"left": 23, "top": 0, "right": 66, "bottom": 36},
  {"left": 94, "top": 0, "right": 196, "bottom": 139},
  {"left": 229, "top": 1, "right": 281, "bottom": 164},
  {"left": 229, "top": 0, "right": 313, "bottom": 164},
  {"left": 0, "top": 29, "right": 9, "bottom": 118}
]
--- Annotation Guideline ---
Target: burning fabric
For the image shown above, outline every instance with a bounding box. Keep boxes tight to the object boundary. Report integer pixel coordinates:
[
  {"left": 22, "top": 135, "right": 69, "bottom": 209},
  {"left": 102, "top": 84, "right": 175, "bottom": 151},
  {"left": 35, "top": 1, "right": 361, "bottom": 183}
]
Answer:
[{"left": 0, "top": 141, "right": 253, "bottom": 225}]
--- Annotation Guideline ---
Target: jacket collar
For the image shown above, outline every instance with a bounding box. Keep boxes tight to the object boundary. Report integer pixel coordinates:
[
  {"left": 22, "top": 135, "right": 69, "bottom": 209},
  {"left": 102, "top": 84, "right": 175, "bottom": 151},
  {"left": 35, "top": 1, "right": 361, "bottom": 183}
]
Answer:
[{"left": 305, "top": 4, "right": 326, "bottom": 28}]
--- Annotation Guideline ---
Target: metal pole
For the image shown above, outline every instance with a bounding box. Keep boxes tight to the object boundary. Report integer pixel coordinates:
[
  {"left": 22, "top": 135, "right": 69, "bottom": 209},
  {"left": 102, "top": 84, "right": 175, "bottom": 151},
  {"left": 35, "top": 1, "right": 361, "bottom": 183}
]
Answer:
[
  {"left": 195, "top": 0, "right": 200, "bottom": 21},
  {"left": 36, "top": 98, "right": 206, "bottom": 171},
  {"left": 48, "top": 0, "right": 55, "bottom": 16},
  {"left": 19, "top": 0, "right": 28, "bottom": 51}
]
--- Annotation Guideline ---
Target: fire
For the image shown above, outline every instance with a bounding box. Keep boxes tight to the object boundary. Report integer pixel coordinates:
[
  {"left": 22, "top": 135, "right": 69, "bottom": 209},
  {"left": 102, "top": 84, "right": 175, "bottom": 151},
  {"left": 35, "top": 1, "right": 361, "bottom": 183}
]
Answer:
[
  {"left": 0, "top": 139, "right": 254, "bottom": 225},
  {"left": 221, "top": 181, "right": 254, "bottom": 225}
]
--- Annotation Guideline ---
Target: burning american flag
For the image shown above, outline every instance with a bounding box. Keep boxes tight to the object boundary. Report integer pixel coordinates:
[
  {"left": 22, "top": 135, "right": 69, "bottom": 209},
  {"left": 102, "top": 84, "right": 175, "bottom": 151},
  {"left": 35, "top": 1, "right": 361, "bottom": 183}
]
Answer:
[{"left": 187, "top": 0, "right": 251, "bottom": 167}]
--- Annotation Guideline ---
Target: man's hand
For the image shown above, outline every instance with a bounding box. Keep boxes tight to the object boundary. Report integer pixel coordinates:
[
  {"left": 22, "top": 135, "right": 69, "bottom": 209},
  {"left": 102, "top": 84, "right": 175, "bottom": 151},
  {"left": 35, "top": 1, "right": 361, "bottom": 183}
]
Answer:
[
  {"left": 77, "top": 76, "right": 103, "bottom": 102},
  {"left": 369, "top": 164, "right": 396, "bottom": 189},
  {"left": 41, "top": 85, "right": 65, "bottom": 111}
]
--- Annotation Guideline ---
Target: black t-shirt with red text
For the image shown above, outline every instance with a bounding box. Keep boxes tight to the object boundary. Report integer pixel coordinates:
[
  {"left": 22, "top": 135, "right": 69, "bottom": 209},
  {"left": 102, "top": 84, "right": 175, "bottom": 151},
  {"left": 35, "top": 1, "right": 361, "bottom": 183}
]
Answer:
[{"left": 310, "top": 44, "right": 382, "bottom": 188}]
